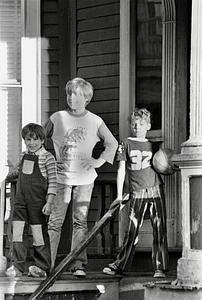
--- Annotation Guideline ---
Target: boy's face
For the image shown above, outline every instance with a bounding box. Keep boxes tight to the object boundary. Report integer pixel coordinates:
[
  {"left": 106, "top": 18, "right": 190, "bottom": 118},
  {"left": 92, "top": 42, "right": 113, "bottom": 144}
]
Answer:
[
  {"left": 66, "top": 87, "right": 88, "bottom": 113},
  {"left": 130, "top": 117, "right": 151, "bottom": 139},
  {"left": 24, "top": 134, "right": 43, "bottom": 153}
]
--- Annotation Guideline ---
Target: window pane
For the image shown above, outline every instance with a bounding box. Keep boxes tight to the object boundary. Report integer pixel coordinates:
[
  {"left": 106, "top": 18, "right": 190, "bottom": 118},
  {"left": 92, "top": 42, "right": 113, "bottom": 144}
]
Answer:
[
  {"left": 0, "top": 0, "right": 22, "bottom": 175},
  {"left": 0, "top": 0, "right": 22, "bottom": 82},
  {"left": 136, "top": 0, "right": 162, "bottom": 130},
  {"left": 0, "top": 87, "right": 22, "bottom": 169}
]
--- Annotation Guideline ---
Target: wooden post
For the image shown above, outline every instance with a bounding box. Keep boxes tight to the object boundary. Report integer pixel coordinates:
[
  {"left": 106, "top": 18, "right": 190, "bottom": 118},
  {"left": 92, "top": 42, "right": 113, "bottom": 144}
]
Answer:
[{"left": 0, "top": 181, "right": 7, "bottom": 275}]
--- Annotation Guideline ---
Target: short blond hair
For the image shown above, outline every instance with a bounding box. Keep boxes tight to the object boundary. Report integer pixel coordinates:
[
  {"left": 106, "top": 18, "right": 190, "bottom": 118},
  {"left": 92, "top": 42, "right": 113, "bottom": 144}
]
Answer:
[
  {"left": 130, "top": 108, "right": 151, "bottom": 124},
  {"left": 65, "top": 77, "right": 93, "bottom": 103}
]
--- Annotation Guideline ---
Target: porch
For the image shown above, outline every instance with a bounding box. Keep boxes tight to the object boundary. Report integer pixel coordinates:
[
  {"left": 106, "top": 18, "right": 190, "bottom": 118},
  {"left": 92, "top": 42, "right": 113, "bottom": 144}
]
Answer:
[{"left": 0, "top": 271, "right": 175, "bottom": 300}]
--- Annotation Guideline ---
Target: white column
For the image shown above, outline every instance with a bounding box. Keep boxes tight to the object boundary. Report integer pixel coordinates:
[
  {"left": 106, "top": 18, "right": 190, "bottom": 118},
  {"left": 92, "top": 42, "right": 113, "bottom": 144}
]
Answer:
[{"left": 172, "top": 0, "right": 202, "bottom": 286}]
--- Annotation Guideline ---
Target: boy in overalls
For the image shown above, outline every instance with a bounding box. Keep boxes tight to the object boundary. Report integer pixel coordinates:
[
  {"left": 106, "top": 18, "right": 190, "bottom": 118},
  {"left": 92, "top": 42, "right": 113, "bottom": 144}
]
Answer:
[{"left": 6, "top": 123, "right": 57, "bottom": 277}]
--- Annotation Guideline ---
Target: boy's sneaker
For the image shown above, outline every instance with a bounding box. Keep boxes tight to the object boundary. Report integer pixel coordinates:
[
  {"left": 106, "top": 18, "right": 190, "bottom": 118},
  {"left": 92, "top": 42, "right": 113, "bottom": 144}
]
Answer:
[
  {"left": 72, "top": 268, "right": 86, "bottom": 277},
  {"left": 6, "top": 265, "right": 22, "bottom": 277},
  {"left": 28, "top": 266, "right": 47, "bottom": 278},
  {"left": 103, "top": 263, "right": 122, "bottom": 276},
  {"left": 153, "top": 270, "right": 166, "bottom": 278}
]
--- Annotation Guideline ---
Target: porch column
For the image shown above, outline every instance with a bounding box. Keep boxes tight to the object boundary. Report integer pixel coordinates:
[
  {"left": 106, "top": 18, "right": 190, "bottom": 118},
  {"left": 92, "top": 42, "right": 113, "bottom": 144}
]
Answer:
[{"left": 172, "top": 0, "right": 202, "bottom": 286}]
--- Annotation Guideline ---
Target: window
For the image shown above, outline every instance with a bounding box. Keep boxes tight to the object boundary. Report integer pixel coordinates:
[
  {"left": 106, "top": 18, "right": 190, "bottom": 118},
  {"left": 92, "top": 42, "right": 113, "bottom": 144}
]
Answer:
[
  {"left": 120, "top": 0, "right": 180, "bottom": 248},
  {"left": 0, "top": 0, "right": 41, "bottom": 180},
  {"left": 0, "top": 0, "right": 22, "bottom": 177},
  {"left": 136, "top": 0, "right": 162, "bottom": 130}
]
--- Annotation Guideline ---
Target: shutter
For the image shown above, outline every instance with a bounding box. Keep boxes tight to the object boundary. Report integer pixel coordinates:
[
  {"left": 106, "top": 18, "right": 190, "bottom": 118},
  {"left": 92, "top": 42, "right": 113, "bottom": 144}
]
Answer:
[{"left": 0, "top": 0, "right": 22, "bottom": 173}]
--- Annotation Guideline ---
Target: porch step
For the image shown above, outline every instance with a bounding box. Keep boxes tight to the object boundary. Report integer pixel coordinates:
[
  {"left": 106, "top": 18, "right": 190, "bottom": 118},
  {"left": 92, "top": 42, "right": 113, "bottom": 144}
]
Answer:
[
  {"left": 1, "top": 272, "right": 177, "bottom": 300},
  {"left": 1, "top": 272, "right": 120, "bottom": 300},
  {"left": 119, "top": 277, "right": 145, "bottom": 300}
]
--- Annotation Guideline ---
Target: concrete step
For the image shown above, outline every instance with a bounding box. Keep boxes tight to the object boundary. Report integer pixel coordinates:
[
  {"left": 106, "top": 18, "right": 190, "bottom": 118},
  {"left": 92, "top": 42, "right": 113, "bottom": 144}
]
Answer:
[{"left": 144, "top": 281, "right": 202, "bottom": 300}]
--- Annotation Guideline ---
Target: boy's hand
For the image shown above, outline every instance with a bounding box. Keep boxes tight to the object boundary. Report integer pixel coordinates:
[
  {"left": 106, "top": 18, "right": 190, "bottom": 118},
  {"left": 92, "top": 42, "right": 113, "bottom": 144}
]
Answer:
[
  {"left": 81, "top": 158, "right": 105, "bottom": 170},
  {"left": 42, "top": 194, "right": 55, "bottom": 215},
  {"left": 109, "top": 197, "right": 123, "bottom": 209},
  {"left": 42, "top": 202, "right": 52, "bottom": 216}
]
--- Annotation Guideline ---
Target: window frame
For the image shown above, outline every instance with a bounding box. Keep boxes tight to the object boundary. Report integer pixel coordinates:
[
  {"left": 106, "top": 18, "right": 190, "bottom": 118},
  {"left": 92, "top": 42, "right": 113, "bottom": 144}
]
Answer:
[
  {"left": 0, "top": 0, "right": 41, "bottom": 180},
  {"left": 119, "top": 0, "right": 180, "bottom": 249}
]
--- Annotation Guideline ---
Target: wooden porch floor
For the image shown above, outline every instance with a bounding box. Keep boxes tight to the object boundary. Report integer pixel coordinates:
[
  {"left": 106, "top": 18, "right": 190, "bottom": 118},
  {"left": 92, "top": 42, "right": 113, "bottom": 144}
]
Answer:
[{"left": 0, "top": 271, "right": 176, "bottom": 300}]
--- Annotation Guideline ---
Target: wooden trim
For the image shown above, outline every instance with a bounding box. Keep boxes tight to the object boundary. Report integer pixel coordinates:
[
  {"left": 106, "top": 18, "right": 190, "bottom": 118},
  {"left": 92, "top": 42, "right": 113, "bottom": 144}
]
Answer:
[
  {"left": 69, "top": 0, "right": 77, "bottom": 79},
  {"left": 21, "top": 0, "right": 41, "bottom": 130},
  {"left": 119, "top": 0, "right": 130, "bottom": 140}
]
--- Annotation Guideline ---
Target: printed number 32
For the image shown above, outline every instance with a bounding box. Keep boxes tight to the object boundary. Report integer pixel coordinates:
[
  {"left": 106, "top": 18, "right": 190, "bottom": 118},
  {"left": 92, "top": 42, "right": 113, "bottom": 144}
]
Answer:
[{"left": 130, "top": 150, "right": 152, "bottom": 170}]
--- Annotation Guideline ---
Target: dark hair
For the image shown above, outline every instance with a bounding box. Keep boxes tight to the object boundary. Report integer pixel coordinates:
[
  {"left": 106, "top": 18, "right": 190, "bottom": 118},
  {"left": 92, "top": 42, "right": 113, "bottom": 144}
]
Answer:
[{"left": 21, "top": 123, "right": 45, "bottom": 141}]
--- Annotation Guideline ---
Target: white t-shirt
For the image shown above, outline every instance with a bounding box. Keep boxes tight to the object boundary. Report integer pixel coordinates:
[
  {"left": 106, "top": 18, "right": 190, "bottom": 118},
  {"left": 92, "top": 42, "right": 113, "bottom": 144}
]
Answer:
[{"left": 48, "top": 110, "right": 117, "bottom": 185}]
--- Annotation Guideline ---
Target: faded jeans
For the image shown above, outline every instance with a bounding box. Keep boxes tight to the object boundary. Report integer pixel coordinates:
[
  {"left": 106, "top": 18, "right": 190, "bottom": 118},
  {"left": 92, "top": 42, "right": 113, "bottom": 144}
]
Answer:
[{"left": 48, "top": 182, "right": 94, "bottom": 270}]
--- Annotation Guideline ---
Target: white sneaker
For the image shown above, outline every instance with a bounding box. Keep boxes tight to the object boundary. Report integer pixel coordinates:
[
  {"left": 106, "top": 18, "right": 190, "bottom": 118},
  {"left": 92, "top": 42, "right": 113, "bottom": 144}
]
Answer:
[
  {"left": 28, "top": 266, "right": 47, "bottom": 278},
  {"left": 153, "top": 270, "right": 166, "bottom": 278},
  {"left": 6, "top": 265, "right": 22, "bottom": 277},
  {"left": 72, "top": 269, "right": 86, "bottom": 277}
]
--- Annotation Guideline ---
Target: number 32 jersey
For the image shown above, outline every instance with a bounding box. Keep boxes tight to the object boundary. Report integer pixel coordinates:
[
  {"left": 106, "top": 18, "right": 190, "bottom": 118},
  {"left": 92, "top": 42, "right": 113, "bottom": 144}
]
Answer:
[{"left": 117, "top": 137, "right": 161, "bottom": 192}]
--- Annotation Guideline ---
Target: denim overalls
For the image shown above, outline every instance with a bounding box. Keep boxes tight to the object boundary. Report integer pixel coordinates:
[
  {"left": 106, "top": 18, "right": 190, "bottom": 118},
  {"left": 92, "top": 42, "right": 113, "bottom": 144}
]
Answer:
[{"left": 11, "top": 153, "right": 51, "bottom": 273}]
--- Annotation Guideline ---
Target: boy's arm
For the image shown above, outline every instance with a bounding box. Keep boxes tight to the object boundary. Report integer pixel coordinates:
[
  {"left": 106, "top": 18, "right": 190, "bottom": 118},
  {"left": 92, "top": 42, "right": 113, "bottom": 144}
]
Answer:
[
  {"left": 42, "top": 153, "right": 57, "bottom": 216},
  {"left": 97, "top": 121, "right": 118, "bottom": 165},
  {"left": 116, "top": 160, "right": 126, "bottom": 199},
  {"left": 6, "top": 153, "right": 24, "bottom": 181},
  {"left": 109, "top": 160, "right": 126, "bottom": 209},
  {"left": 43, "top": 118, "right": 54, "bottom": 139},
  {"left": 45, "top": 153, "right": 57, "bottom": 196}
]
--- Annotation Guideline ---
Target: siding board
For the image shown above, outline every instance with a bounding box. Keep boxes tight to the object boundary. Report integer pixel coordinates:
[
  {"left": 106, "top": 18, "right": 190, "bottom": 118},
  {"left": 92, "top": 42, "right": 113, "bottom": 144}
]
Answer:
[
  {"left": 77, "top": 15, "right": 119, "bottom": 32},
  {"left": 78, "top": 40, "right": 119, "bottom": 56},
  {"left": 42, "top": 1, "right": 58, "bottom": 12},
  {"left": 89, "top": 100, "right": 118, "bottom": 113},
  {"left": 77, "top": 3, "right": 119, "bottom": 20},
  {"left": 42, "top": 25, "right": 59, "bottom": 36},
  {"left": 77, "top": 0, "right": 119, "bottom": 9},
  {"left": 93, "top": 88, "right": 119, "bottom": 101},
  {"left": 42, "top": 12, "right": 59, "bottom": 24},
  {"left": 41, "top": 75, "right": 59, "bottom": 86},
  {"left": 78, "top": 64, "right": 119, "bottom": 78},
  {"left": 77, "top": 27, "right": 119, "bottom": 43},
  {"left": 78, "top": 53, "right": 119, "bottom": 67},
  {"left": 89, "top": 76, "right": 119, "bottom": 89}
]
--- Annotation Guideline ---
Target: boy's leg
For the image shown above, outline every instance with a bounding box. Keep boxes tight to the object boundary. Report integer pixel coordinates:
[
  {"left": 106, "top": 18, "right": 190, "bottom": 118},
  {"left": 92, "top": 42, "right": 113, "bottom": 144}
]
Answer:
[
  {"left": 107, "top": 192, "right": 148, "bottom": 272},
  {"left": 9, "top": 194, "right": 28, "bottom": 274},
  {"left": 28, "top": 195, "right": 51, "bottom": 274},
  {"left": 11, "top": 220, "right": 27, "bottom": 273},
  {"left": 48, "top": 183, "right": 71, "bottom": 269},
  {"left": 150, "top": 185, "right": 169, "bottom": 272},
  {"left": 70, "top": 183, "right": 94, "bottom": 272},
  {"left": 30, "top": 221, "right": 51, "bottom": 274}
]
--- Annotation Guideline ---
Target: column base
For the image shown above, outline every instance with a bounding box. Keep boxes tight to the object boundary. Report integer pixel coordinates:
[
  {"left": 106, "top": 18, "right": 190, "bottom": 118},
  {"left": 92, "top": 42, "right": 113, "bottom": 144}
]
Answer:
[
  {"left": 177, "top": 257, "right": 202, "bottom": 286},
  {"left": 0, "top": 256, "right": 7, "bottom": 274}
]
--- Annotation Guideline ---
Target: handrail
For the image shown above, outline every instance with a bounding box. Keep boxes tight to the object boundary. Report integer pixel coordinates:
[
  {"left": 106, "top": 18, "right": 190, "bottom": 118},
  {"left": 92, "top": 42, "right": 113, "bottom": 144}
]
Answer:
[{"left": 28, "top": 194, "right": 129, "bottom": 300}]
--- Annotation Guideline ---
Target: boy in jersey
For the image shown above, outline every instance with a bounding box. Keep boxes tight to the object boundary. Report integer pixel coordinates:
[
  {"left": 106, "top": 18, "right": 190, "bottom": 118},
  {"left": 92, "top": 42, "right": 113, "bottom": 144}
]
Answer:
[
  {"left": 6, "top": 123, "right": 57, "bottom": 278},
  {"left": 44, "top": 77, "right": 118, "bottom": 277},
  {"left": 103, "top": 108, "right": 169, "bottom": 278}
]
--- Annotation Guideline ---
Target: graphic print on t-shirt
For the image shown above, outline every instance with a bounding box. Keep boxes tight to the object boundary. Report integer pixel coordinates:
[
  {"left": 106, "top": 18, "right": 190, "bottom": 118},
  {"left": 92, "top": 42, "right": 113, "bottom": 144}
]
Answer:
[{"left": 59, "top": 127, "right": 87, "bottom": 171}]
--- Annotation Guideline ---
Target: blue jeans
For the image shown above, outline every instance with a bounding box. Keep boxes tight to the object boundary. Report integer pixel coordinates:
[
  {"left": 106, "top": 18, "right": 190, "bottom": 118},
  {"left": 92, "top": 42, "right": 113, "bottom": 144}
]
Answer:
[{"left": 48, "top": 182, "right": 94, "bottom": 270}]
